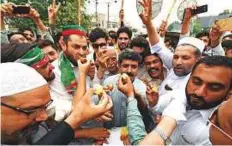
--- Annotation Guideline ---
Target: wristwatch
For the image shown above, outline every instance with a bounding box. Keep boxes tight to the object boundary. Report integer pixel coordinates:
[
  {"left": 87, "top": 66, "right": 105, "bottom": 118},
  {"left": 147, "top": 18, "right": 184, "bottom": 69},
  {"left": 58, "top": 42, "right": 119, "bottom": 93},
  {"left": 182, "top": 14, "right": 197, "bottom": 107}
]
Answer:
[{"left": 154, "top": 127, "right": 172, "bottom": 145}]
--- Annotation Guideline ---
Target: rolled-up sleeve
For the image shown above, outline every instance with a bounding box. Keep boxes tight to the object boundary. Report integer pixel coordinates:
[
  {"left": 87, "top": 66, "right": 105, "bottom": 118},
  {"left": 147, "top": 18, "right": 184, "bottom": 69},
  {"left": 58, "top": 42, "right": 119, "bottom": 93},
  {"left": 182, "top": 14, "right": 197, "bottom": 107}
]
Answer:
[
  {"left": 127, "top": 99, "right": 147, "bottom": 145},
  {"left": 151, "top": 40, "right": 173, "bottom": 69}
]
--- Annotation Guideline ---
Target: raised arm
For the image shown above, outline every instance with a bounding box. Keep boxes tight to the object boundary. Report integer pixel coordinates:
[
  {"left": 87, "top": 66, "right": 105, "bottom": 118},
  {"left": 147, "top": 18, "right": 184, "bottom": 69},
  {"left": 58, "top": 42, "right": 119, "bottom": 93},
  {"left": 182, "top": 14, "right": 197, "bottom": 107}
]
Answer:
[{"left": 139, "top": 0, "right": 173, "bottom": 69}]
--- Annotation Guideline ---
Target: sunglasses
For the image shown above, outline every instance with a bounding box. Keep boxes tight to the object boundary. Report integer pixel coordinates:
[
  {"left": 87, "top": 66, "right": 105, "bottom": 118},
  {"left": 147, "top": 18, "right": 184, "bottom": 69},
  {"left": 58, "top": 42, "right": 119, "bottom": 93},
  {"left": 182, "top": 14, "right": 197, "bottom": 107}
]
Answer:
[
  {"left": 92, "top": 43, "right": 107, "bottom": 49},
  {"left": 118, "top": 37, "right": 129, "bottom": 41},
  {"left": 207, "top": 104, "right": 232, "bottom": 141},
  {"left": 1, "top": 99, "right": 53, "bottom": 118}
]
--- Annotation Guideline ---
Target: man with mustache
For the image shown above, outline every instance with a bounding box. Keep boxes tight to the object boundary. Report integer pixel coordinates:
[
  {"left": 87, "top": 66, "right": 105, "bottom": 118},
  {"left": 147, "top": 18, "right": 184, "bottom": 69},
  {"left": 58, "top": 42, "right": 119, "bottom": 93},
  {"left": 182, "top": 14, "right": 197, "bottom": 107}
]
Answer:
[
  {"left": 123, "top": 56, "right": 232, "bottom": 145},
  {"left": 1, "top": 63, "right": 112, "bottom": 145},
  {"left": 139, "top": 0, "right": 205, "bottom": 96},
  {"left": 103, "top": 49, "right": 147, "bottom": 129},
  {"left": 141, "top": 53, "right": 167, "bottom": 89}
]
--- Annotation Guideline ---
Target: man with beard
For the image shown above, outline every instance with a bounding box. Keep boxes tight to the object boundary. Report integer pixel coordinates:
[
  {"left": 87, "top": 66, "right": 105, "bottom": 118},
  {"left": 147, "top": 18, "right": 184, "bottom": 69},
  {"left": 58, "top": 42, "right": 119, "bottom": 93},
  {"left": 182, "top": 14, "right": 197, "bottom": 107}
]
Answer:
[
  {"left": 116, "top": 26, "right": 132, "bottom": 53},
  {"left": 138, "top": 0, "right": 205, "bottom": 96},
  {"left": 49, "top": 25, "right": 109, "bottom": 145},
  {"left": 1, "top": 62, "right": 113, "bottom": 145},
  {"left": 1, "top": 43, "right": 55, "bottom": 82},
  {"left": 123, "top": 56, "right": 232, "bottom": 145},
  {"left": 49, "top": 25, "right": 93, "bottom": 121},
  {"left": 103, "top": 49, "right": 147, "bottom": 130}
]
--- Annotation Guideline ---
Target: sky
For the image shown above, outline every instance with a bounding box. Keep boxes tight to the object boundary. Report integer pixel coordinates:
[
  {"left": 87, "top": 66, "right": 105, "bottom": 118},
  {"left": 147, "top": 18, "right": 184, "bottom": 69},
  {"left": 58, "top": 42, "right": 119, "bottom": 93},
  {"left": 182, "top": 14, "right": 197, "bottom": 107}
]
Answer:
[{"left": 86, "top": 0, "right": 232, "bottom": 30}]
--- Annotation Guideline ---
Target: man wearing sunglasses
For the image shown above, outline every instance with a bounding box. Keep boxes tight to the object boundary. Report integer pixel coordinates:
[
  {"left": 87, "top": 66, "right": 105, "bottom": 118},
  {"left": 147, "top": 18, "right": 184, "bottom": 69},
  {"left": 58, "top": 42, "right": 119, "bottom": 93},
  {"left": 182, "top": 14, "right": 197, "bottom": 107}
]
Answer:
[
  {"left": 88, "top": 27, "right": 109, "bottom": 80},
  {"left": 1, "top": 62, "right": 113, "bottom": 145},
  {"left": 125, "top": 56, "right": 232, "bottom": 145}
]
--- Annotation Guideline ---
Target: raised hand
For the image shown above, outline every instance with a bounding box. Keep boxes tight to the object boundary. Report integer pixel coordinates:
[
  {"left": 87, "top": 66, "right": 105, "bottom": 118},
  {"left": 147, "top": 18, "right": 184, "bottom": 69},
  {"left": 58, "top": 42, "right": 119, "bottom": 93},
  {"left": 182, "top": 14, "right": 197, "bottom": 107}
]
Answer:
[
  {"left": 96, "top": 50, "right": 108, "bottom": 69},
  {"left": 119, "top": 9, "right": 124, "bottom": 20},
  {"left": 138, "top": 0, "right": 152, "bottom": 25},
  {"left": 65, "top": 88, "right": 113, "bottom": 129},
  {"left": 0, "top": 3, "right": 14, "bottom": 17},
  {"left": 87, "top": 61, "right": 95, "bottom": 80},
  {"left": 78, "top": 58, "right": 90, "bottom": 75},
  {"left": 118, "top": 74, "right": 134, "bottom": 97},
  {"left": 146, "top": 84, "right": 159, "bottom": 107},
  {"left": 48, "top": 0, "right": 61, "bottom": 24},
  {"left": 158, "top": 20, "right": 168, "bottom": 37}
]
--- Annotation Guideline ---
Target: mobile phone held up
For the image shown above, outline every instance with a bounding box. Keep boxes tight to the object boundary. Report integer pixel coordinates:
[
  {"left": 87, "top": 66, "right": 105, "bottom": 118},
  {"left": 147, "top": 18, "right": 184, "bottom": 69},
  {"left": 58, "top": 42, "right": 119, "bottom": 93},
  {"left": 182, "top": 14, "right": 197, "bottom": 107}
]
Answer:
[
  {"left": 12, "top": 5, "right": 30, "bottom": 14},
  {"left": 191, "top": 5, "right": 208, "bottom": 15}
]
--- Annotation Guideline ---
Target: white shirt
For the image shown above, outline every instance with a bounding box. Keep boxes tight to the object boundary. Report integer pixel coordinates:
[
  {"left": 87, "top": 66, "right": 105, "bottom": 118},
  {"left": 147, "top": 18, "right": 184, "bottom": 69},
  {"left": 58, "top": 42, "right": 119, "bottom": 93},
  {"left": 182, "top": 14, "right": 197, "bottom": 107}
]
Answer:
[
  {"left": 49, "top": 59, "right": 99, "bottom": 121},
  {"left": 150, "top": 41, "right": 190, "bottom": 96},
  {"left": 151, "top": 88, "right": 214, "bottom": 145}
]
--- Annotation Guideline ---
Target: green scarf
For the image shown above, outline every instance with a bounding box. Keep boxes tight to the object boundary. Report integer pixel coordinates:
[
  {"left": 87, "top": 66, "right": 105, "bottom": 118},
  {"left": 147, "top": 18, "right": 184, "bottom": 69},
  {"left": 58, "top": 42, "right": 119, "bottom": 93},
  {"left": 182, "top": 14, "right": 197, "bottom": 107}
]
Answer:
[{"left": 58, "top": 52, "right": 77, "bottom": 95}]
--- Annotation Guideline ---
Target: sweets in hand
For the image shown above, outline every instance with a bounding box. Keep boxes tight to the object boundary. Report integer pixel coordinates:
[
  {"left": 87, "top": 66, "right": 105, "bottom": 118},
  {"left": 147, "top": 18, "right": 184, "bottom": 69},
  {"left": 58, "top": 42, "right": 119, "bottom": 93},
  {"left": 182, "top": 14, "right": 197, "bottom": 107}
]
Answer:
[
  {"left": 121, "top": 73, "right": 129, "bottom": 84},
  {"left": 152, "top": 84, "right": 158, "bottom": 93},
  {"left": 93, "top": 84, "right": 114, "bottom": 97}
]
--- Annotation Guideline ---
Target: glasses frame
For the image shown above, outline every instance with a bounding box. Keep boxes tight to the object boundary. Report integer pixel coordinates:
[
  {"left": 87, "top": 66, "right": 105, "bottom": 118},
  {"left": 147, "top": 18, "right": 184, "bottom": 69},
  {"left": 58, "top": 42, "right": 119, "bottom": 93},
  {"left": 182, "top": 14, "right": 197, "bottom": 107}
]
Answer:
[{"left": 1, "top": 99, "right": 53, "bottom": 115}]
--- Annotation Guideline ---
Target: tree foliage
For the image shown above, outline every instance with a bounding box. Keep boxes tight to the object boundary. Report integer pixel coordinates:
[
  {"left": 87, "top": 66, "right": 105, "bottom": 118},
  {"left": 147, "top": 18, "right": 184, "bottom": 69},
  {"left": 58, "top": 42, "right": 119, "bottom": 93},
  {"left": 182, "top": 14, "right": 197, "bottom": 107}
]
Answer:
[{"left": 5, "top": 0, "right": 92, "bottom": 32}]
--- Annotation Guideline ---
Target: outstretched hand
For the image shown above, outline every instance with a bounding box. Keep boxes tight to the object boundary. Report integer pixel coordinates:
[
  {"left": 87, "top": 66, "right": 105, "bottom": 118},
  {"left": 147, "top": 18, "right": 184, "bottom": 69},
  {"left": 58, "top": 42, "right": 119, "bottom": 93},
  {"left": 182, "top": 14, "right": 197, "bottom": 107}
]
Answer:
[
  {"left": 48, "top": 0, "right": 61, "bottom": 24},
  {"left": 138, "top": 0, "right": 152, "bottom": 25}
]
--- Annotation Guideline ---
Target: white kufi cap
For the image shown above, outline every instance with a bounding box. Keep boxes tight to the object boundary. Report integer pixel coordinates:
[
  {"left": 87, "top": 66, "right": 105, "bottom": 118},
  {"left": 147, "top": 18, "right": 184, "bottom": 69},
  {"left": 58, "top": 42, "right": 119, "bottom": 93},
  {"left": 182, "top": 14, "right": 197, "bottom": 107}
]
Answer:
[
  {"left": 0, "top": 63, "right": 47, "bottom": 97},
  {"left": 177, "top": 37, "right": 205, "bottom": 53}
]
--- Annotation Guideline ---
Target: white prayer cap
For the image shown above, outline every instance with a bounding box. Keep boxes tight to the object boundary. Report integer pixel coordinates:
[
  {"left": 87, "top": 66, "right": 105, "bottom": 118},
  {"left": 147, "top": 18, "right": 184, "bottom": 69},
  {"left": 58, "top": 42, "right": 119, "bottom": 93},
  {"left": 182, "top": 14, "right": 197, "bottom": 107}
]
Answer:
[
  {"left": 0, "top": 62, "right": 47, "bottom": 97},
  {"left": 177, "top": 37, "right": 205, "bottom": 53}
]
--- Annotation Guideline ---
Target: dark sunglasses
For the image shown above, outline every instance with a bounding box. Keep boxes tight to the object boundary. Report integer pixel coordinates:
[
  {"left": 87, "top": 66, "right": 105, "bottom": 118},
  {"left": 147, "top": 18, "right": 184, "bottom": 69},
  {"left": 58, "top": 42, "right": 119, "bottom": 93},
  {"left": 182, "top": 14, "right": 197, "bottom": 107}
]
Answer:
[
  {"left": 1, "top": 99, "right": 53, "bottom": 115},
  {"left": 118, "top": 37, "right": 129, "bottom": 40},
  {"left": 92, "top": 43, "right": 107, "bottom": 49}
]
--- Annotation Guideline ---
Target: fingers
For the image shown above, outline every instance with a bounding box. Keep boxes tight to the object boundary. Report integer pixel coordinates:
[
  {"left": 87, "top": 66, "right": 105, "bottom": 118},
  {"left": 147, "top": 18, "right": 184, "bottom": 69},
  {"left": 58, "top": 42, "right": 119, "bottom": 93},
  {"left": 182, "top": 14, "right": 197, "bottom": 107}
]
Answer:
[
  {"left": 56, "top": 2, "right": 61, "bottom": 12},
  {"left": 52, "top": 0, "right": 56, "bottom": 8},
  {"left": 82, "top": 88, "right": 95, "bottom": 104}
]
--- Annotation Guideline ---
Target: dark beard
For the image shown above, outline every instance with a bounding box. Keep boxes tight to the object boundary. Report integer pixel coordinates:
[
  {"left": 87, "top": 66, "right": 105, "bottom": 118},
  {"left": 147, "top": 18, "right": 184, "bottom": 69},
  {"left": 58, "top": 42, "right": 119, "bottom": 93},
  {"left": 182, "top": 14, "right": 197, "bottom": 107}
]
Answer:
[
  {"left": 63, "top": 52, "right": 78, "bottom": 67},
  {"left": 2, "top": 123, "right": 39, "bottom": 145},
  {"left": 185, "top": 86, "right": 225, "bottom": 110}
]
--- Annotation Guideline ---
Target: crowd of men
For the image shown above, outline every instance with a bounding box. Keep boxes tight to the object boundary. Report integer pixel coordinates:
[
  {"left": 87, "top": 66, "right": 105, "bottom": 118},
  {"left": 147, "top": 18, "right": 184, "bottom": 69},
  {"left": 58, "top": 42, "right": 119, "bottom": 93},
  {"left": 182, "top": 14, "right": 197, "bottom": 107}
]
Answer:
[{"left": 1, "top": 0, "right": 232, "bottom": 145}]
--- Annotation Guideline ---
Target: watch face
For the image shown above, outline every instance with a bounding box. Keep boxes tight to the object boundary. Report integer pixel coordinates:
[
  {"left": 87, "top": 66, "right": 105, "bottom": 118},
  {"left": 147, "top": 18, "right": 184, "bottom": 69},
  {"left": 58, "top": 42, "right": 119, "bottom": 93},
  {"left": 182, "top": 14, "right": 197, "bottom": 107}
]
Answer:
[{"left": 165, "top": 138, "right": 172, "bottom": 145}]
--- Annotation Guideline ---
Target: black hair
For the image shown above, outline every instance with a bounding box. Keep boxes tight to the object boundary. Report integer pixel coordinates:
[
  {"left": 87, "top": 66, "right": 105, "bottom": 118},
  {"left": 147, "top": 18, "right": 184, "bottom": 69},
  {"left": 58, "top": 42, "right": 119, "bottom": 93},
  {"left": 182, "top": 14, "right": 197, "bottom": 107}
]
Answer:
[
  {"left": 118, "top": 48, "right": 142, "bottom": 65},
  {"left": 117, "top": 26, "right": 132, "bottom": 39},
  {"left": 7, "top": 32, "right": 26, "bottom": 42},
  {"left": 192, "top": 56, "right": 232, "bottom": 86},
  {"left": 144, "top": 52, "right": 163, "bottom": 64},
  {"left": 37, "top": 39, "right": 56, "bottom": 50},
  {"left": 89, "top": 28, "right": 108, "bottom": 43},
  {"left": 19, "top": 27, "right": 35, "bottom": 37},
  {"left": 196, "top": 31, "right": 209, "bottom": 39},
  {"left": 130, "top": 36, "right": 151, "bottom": 61}
]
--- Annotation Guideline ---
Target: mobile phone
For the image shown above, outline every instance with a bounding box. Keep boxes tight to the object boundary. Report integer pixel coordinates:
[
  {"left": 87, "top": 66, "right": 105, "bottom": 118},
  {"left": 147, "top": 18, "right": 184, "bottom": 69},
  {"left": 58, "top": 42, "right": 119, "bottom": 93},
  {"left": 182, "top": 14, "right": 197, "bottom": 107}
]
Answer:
[
  {"left": 191, "top": 5, "right": 208, "bottom": 15},
  {"left": 215, "top": 17, "right": 232, "bottom": 31},
  {"left": 12, "top": 5, "right": 30, "bottom": 14}
]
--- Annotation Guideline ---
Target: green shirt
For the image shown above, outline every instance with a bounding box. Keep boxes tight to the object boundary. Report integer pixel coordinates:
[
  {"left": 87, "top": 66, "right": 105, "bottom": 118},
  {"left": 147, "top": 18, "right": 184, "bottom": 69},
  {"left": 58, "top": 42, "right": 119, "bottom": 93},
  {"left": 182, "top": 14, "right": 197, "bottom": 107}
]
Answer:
[{"left": 127, "top": 99, "right": 147, "bottom": 145}]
